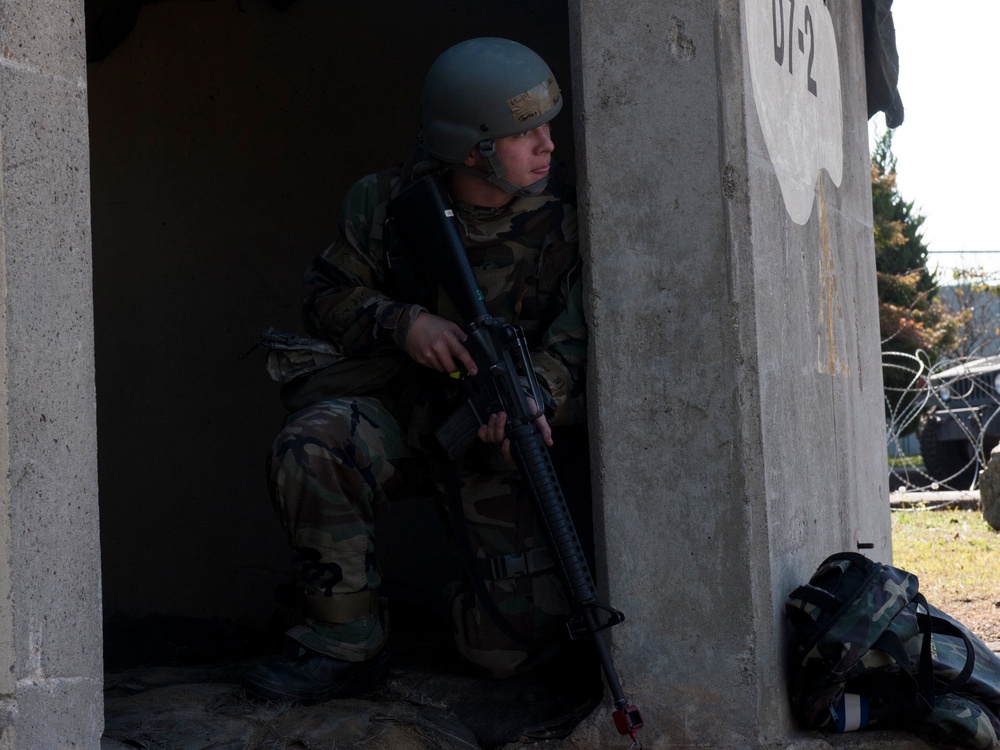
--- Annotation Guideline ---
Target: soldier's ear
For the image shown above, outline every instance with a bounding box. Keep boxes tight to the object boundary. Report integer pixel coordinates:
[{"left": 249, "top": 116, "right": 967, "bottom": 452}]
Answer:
[{"left": 464, "top": 148, "right": 480, "bottom": 168}]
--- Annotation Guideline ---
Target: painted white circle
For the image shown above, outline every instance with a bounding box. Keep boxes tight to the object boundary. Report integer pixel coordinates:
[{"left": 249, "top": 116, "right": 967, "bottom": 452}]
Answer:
[{"left": 746, "top": 0, "right": 844, "bottom": 225}]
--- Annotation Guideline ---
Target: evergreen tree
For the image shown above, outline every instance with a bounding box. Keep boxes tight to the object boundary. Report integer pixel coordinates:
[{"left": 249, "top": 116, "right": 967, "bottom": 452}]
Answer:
[
  {"left": 872, "top": 130, "right": 963, "bottom": 360},
  {"left": 873, "top": 131, "right": 965, "bottom": 433}
]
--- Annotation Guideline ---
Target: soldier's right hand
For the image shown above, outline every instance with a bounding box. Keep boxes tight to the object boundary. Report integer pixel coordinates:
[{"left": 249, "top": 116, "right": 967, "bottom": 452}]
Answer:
[{"left": 405, "top": 311, "right": 479, "bottom": 376}]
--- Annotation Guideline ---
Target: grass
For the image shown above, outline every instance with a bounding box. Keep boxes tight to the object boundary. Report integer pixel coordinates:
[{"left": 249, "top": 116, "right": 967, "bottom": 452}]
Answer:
[{"left": 892, "top": 508, "right": 1000, "bottom": 642}]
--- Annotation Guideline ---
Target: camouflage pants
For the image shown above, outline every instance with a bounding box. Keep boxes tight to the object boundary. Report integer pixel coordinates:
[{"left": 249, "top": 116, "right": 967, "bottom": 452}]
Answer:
[
  {"left": 268, "top": 396, "right": 569, "bottom": 670},
  {"left": 267, "top": 397, "right": 414, "bottom": 661}
]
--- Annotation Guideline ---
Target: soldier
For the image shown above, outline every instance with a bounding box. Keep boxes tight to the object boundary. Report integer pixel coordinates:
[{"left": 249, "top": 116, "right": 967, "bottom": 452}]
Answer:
[{"left": 244, "top": 37, "right": 587, "bottom": 704}]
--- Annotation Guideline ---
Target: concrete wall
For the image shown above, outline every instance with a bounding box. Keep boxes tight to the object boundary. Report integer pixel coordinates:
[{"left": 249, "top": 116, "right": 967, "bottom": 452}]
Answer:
[
  {"left": 0, "top": 0, "right": 104, "bottom": 746},
  {"left": 570, "top": 0, "right": 887, "bottom": 746}
]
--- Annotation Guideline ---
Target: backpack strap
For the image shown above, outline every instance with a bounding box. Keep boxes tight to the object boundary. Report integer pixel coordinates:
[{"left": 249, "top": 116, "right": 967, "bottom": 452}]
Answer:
[
  {"left": 792, "top": 556, "right": 888, "bottom": 659},
  {"left": 917, "top": 603, "right": 977, "bottom": 696},
  {"left": 788, "top": 584, "right": 845, "bottom": 614},
  {"left": 873, "top": 628, "right": 914, "bottom": 674},
  {"left": 902, "top": 593, "right": 978, "bottom": 715},
  {"left": 916, "top": 594, "right": 938, "bottom": 712},
  {"left": 822, "top": 551, "right": 879, "bottom": 568},
  {"left": 382, "top": 166, "right": 441, "bottom": 309}
]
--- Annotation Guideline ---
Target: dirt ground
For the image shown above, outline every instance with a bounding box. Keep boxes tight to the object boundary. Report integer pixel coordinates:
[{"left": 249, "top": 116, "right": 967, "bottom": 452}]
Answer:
[{"left": 918, "top": 581, "right": 1000, "bottom": 647}]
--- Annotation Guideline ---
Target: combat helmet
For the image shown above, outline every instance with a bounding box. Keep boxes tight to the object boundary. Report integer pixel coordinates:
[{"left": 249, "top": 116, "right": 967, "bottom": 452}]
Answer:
[{"left": 420, "top": 37, "right": 562, "bottom": 196}]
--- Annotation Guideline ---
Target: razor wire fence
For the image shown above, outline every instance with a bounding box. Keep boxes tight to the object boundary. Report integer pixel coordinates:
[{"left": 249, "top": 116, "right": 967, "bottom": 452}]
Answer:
[{"left": 884, "top": 350, "right": 1000, "bottom": 492}]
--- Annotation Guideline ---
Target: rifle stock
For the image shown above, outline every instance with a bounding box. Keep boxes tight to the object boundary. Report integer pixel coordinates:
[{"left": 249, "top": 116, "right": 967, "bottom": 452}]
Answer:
[{"left": 387, "top": 173, "right": 643, "bottom": 746}]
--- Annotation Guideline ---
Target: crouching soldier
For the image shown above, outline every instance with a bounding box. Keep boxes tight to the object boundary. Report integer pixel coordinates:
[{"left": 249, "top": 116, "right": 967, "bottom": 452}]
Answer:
[{"left": 244, "top": 36, "right": 587, "bottom": 704}]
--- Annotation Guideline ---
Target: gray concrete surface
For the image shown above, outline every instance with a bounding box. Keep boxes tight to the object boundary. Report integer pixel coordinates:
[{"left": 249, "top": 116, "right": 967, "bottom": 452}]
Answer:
[
  {"left": 572, "top": 0, "right": 886, "bottom": 746},
  {"left": 0, "top": 0, "right": 104, "bottom": 745}
]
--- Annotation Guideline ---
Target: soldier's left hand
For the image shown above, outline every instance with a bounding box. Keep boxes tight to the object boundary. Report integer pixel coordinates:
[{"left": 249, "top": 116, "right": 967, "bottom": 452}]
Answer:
[{"left": 477, "top": 401, "right": 553, "bottom": 462}]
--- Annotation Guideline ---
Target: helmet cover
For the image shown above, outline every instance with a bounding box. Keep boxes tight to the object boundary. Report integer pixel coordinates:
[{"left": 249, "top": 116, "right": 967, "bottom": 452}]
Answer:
[{"left": 420, "top": 37, "right": 563, "bottom": 164}]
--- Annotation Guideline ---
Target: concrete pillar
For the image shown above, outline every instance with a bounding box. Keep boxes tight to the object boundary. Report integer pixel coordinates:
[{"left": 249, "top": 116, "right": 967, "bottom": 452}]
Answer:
[
  {"left": 570, "top": 0, "right": 887, "bottom": 746},
  {"left": 0, "top": 1, "right": 103, "bottom": 746}
]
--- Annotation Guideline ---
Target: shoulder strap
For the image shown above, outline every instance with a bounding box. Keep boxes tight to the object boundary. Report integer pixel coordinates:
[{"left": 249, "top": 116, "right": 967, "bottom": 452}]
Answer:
[
  {"left": 788, "top": 584, "right": 844, "bottom": 614},
  {"left": 919, "top": 602, "right": 977, "bottom": 696},
  {"left": 383, "top": 174, "right": 443, "bottom": 309}
]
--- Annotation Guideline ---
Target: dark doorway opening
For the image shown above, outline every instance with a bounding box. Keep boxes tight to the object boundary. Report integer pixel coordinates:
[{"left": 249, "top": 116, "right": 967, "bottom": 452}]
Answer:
[{"left": 88, "top": 2, "right": 601, "bottom": 746}]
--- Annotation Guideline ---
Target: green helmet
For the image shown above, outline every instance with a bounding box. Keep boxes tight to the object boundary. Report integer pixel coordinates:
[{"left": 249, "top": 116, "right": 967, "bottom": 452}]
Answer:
[{"left": 420, "top": 38, "right": 562, "bottom": 195}]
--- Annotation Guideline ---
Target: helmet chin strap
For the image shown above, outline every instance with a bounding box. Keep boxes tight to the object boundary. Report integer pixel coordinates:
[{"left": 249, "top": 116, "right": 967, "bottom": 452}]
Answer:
[{"left": 451, "top": 139, "right": 549, "bottom": 198}]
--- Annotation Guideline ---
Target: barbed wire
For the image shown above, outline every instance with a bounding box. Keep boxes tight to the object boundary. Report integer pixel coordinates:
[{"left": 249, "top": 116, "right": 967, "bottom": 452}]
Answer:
[{"left": 884, "top": 350, "right": 1000, "bottom": 492}]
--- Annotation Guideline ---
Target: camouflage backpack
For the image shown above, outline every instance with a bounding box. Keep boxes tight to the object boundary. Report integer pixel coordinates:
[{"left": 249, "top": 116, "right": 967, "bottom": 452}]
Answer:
[{"left": 785, "top": 552, "right": 1000, "bottom": 749}]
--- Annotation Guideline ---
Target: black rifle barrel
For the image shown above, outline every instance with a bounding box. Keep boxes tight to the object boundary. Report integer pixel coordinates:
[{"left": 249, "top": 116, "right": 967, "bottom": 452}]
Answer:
[
  {"left": 508, "top": 422, "right": 597, "bottom": 606},
  {"left": 387, "top": 174, "right": 643, "bottom": 745}
]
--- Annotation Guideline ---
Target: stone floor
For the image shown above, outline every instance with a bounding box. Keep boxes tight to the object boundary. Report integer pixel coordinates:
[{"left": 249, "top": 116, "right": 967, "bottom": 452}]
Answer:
[
  {"left": 98, "top": 479, "right": 607, "bottom": 750},
  {"left": 101, "top": 634, "right": 999, "bottom": 750},
  {"left": 100, "top": 617, "right": 604, "bottom": 750}
]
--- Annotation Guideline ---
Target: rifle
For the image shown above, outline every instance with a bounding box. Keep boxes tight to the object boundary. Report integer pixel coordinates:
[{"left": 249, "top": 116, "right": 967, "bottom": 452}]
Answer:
[{"left": 385, "top": 173, "right": 643, "bottom": 747}]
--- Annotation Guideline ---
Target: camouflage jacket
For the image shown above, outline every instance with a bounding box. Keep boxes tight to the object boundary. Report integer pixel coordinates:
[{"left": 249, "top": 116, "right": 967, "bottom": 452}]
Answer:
[{"left": 301, "top": 157, "right": 587, "bottom": 448}]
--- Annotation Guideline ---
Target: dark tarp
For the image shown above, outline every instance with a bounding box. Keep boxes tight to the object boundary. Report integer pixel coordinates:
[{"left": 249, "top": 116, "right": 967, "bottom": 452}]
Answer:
[{"left": 862, "top": 0, "right": 905, "bottom": 128}]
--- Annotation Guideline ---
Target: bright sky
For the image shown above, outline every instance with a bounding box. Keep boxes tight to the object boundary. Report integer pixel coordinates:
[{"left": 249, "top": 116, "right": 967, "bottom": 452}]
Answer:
[{"left": 868, "top": 1, "right": 1000, "bottom": 284}]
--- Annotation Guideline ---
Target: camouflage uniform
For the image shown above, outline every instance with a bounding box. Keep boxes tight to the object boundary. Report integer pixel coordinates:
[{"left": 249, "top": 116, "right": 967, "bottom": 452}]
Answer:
[{"left": 268, "top": 155, "right": 586, "bottom": 669}]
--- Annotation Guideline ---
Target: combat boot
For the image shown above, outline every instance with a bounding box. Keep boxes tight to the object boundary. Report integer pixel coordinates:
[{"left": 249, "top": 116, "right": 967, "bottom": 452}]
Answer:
[{"left": 243, "top": 645, "right": 390, "bottom": 704}]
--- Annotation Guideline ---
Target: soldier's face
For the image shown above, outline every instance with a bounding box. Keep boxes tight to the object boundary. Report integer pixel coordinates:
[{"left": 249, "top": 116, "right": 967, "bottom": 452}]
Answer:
[{"left": 493, "top": 123, "right": 554, "bottom": 188}]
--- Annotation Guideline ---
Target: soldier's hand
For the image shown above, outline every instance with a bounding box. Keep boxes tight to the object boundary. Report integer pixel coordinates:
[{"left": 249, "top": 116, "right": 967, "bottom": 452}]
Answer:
[
  {"left": 405, "top": 312, "right": 479, "bottom": 375},
  {"left": 477, "top": 401, "right": 553, "bottom": 462}
]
